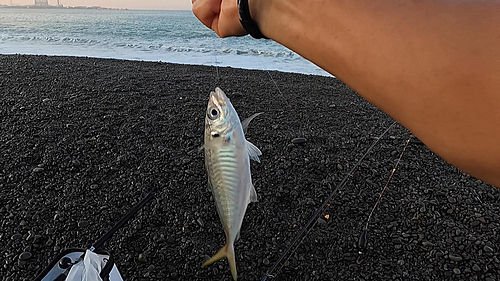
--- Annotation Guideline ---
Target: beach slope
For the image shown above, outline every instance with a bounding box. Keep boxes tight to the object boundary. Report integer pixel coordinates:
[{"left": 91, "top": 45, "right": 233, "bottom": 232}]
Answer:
[{"left": 0, "top": 55, "right": 498, "bottom": 280}]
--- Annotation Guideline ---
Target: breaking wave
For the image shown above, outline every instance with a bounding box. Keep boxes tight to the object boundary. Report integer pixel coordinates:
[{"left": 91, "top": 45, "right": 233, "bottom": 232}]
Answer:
[{"left": 0, "top": 9, "right": 329, "bottom": 76}]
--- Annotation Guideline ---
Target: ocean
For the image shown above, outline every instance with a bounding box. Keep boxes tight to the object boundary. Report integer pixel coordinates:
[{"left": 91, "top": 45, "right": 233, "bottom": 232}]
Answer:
[{"left": 0, "top": 8, "right": 330, "bottom": 76}]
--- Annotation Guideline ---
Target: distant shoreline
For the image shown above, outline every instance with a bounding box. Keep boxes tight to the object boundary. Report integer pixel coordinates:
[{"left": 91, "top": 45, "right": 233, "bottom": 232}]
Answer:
[
  {"left": 0, "top": 5, "right": 191, "bottom": 11},
  {"left": 0, "top": 5, "right": 127, "bottom": 10}
]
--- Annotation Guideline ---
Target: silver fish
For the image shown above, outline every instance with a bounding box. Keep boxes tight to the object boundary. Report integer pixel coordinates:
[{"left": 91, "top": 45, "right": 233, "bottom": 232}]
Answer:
[{"left": 201, "top": 87, "right": 262, "bottom": 280}]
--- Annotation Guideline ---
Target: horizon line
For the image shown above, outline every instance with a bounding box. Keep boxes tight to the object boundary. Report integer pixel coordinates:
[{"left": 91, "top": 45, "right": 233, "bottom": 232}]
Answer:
[
  {"left": 0, "top": 6, "right": 192, "bottom": 11},
  {"left": 0, "top": 4, "right": 191, "bottom": 11}
]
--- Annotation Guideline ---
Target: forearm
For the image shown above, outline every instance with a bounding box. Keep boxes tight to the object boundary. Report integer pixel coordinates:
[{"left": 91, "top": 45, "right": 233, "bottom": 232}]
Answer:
[{"left": 254, "top": 0, "right": 500, "bottom": 186}]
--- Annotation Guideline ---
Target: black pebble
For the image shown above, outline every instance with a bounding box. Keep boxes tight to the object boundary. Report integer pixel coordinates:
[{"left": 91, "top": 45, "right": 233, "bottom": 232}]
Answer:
[
  {"left": 19, "top": 252, "right": 32, "bottom": 261},
  {"left": 78, "top": 221, "right": 89, "bottom": 228},
  {"left": 291, "top": 137, "right": 307, "bottom": 144},
  {"left": 358, "top": 230, "right": 369, "bottom": 252}
]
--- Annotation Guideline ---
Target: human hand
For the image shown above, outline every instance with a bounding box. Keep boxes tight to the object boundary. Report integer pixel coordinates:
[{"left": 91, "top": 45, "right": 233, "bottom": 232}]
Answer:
[{"left": 192, "top": 0, "right": 248, "bottom": 38}]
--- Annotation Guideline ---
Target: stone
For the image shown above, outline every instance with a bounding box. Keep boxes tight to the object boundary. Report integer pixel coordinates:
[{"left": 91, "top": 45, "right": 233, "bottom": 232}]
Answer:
[
  {"left": 449, "top": 254, "right": 462, "bottom": 262},
  {"left": 138, "top": 253, "right": 147, "bottom": 263},
  {"left": 291, "top": 137, "right": 307, "bottom": 144},
  {"left": 19, "top": 252, "right": 32, "bottom": 261}
]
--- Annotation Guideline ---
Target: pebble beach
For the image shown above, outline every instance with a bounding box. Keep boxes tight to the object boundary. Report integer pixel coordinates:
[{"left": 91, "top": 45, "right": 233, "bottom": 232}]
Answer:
[{"left": 0, "top": 54, "right": 499, "bottom": 280}]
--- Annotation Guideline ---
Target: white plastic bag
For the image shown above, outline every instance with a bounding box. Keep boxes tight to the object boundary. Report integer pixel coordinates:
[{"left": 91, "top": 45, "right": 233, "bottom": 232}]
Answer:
[{"left": 66, "top": 250, "right": 103, "bottom": 281}]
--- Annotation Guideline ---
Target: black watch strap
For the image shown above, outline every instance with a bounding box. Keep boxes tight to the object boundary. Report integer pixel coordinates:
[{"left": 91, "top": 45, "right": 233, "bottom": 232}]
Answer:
[{"left": 238, "top": 0, "right": 268, "bottom": 39}]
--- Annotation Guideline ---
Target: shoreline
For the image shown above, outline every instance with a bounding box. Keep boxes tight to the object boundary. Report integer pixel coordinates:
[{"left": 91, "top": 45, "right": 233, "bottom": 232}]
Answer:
[
  {"left": 0, "top": 9, "right": 329, "bottom": 77},
  {"left": 0, "top": 5, "right": 127, "bottom": 10},
  {"left": 0, "top": 52, "right": 332, "bottom": 77},
  {"left": 0, "top": 54, "right": 498, "bottom": 280}
]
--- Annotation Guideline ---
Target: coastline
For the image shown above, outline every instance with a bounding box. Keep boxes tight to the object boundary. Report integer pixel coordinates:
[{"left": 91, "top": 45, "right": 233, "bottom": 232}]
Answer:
[
  {"left": 0, "top": 54, "right": 498, "bottom": 280},
  {"left": 0, "top": 5, "right": 127, "bottom": 10},
  {"left": 0, "top": 51, "right": 331, "bottom": 77},
  {"left": 0, "top": 9, "right": 329, "bottom": 77}
]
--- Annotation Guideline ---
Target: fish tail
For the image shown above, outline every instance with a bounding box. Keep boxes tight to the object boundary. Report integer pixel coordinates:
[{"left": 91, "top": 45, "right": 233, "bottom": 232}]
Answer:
[
  {"left": 202, "top": 243, "right": 237, "bottom": 280},
  {"left": 227, "top": 243, "right": 237, "bottom": 281}
]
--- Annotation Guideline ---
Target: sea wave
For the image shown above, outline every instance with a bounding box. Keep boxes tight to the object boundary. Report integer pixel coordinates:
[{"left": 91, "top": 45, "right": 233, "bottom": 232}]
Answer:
[
  {"left": 0, "top": 34, "right": 299, "bottom": 59},
  {"left": 0, "top": 9, "right": 329, "bottom": 76}
]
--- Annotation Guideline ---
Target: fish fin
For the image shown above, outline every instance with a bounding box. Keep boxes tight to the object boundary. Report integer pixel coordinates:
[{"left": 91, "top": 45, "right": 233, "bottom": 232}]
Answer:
[
  {"left": 202, "top": 243, "right": 237, "bottom": 280},
  {"left": 202, "top": 245, "right": 227, "bottom": 267},
  {"left": 227, "top": 244, "right": 237, "bottom": 281},
  {"left": 241, "top": 112, "right": 263, "bottom": 134},
  {"left": 249, "top": 183, "right": 258, "bottom": 203},
  {"left": 198, "top": 145, "right": 205, "bottom": 151},
  {"left": 245, "top": 140, "right": 262, "bottom": 163}
]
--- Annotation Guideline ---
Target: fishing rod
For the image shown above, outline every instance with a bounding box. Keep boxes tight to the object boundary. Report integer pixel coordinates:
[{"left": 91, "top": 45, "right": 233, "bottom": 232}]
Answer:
[
  {"left": 252, "top": 49, "right": 403, "bottom": 280},
  {"left": 33, "top": 189, "right": 156, "bottom": 281},
  {"left": 358, "top": 135, "right": 413, "bottom": 252},
  {"left": 211, "top": 48, "right": 402, "bottom": 279},
  {"left": 90, "top": 189, "right": 156, "bottom": 251},
  {"left": 260, "top": 120, "right": 398, "bottom": 281}
]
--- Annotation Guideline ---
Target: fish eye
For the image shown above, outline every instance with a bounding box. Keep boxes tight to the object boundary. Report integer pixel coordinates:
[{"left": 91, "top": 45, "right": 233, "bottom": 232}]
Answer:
[{"left": 208, "top": 107, "right": 219, "bottom": 120}]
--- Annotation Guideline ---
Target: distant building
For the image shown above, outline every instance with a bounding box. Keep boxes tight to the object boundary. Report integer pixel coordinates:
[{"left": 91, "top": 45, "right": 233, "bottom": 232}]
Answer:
[{"left": 34, "top": 0, "right": 48, "bottom": 6}]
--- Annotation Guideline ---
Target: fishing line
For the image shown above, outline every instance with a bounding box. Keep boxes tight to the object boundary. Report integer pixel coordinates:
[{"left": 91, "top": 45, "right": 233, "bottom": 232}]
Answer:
[
  {"left": 358, "top": 134, "right": 413, "bottom": 252},
  {"left": 199, "top": 52, "right": 221, "bottom": 103},
  {"left": 257, "top": 55, "right": 306, "bottom": 137},
  {"left": 257, "top": 56, "right": 291, "bottom": 112},
  {"left": 260, "top": 120, "right": 398, "bottom": 281},
  {"left": 214, "top": 52, "right": 220, "bottom": 83}
]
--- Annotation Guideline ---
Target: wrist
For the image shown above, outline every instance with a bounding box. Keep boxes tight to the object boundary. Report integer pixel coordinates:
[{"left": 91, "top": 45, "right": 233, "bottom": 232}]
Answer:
[{"left": 248, "top": 0, "right": 260, "bottom": 23}]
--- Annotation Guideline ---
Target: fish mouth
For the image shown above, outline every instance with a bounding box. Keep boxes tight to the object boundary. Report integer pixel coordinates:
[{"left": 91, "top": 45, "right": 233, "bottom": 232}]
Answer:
[{"left": 210, "top": 87, "right": 229, "bottom": 106}]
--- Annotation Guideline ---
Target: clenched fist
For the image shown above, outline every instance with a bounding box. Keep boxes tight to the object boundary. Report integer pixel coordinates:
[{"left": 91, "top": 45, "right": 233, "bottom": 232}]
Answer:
[{"left": 192, "top": 0, "right": 248, "bottom": 38}]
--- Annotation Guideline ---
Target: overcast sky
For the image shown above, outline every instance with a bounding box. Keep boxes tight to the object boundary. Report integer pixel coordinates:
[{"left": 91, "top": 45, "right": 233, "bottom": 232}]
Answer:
[{"left": 0, "top": 0, "right": 192, "bottom": 10}]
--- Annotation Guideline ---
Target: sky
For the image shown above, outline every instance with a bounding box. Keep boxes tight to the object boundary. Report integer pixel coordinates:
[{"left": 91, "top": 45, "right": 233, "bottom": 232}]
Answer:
[{"left": 0, "top": 0, "right": 192, "bottom": 10}]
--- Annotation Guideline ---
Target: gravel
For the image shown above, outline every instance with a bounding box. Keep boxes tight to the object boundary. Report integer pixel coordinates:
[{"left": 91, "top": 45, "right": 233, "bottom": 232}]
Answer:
[{"left": 0, "top": 54, "right": 499, "bottom": 280}]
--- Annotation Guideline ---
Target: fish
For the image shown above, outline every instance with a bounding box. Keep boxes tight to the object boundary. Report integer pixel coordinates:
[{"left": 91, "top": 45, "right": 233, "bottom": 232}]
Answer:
[{"left": 201, "top": 87, "right": 262, "bottom": 280}]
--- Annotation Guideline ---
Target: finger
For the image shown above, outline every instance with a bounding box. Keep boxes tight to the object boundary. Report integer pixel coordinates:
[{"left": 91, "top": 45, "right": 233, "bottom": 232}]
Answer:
[{"left": 192, "top": 0, "right": 221, "bottom": 30}]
